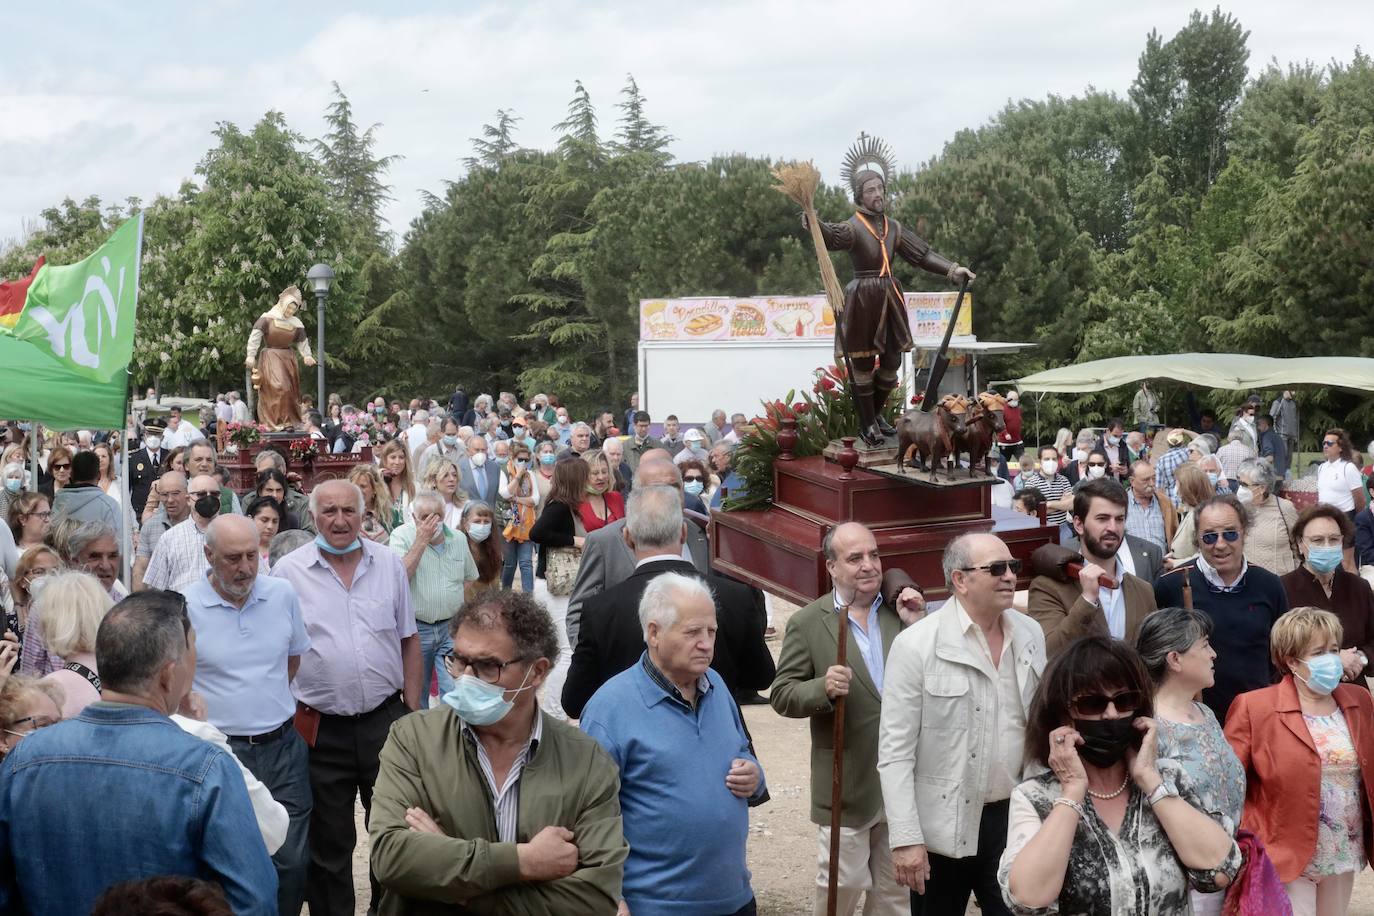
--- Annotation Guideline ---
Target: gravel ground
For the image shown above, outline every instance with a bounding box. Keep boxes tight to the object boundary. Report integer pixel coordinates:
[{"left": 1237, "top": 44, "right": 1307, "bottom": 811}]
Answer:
[{"left": 341, "top": 598, "right": 1374, "bottom": 915}]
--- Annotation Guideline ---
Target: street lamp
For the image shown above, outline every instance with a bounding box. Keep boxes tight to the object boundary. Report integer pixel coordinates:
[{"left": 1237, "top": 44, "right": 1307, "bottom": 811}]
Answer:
[{"left": 306, "top": 263, "right": 335, "bottom": 411}]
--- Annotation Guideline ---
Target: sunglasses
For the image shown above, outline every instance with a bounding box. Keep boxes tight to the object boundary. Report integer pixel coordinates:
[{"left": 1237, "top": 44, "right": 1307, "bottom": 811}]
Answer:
[
  {"left": 960, "top": 559, "right": 1022, "bottom": 577},
  {"left": 1087, "top": 462, "right": 1106, "bottom": 468},
  {"left": 50, "top": 463, "right": 70, "bottom": 471},
  {"left": 1071, "top": 689, "right": 1142, "bottom": 717},
  {"left": 1322, "top": 440, "right": 1339, "bottom": 447},
  {"left": 1200, "top": 529, "right": 1241, "bottom": 545}
]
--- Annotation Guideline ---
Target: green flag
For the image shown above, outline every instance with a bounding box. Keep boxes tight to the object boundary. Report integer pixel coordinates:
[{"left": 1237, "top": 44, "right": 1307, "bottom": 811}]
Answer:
[{"left": 7, "top": 216, "right": 143, "bottom": 384}]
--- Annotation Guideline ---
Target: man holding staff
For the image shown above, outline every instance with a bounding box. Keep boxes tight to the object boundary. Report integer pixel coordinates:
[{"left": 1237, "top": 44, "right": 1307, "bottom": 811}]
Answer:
[{"left": 770, "top": 521, "right": 926, "bottom": 916}]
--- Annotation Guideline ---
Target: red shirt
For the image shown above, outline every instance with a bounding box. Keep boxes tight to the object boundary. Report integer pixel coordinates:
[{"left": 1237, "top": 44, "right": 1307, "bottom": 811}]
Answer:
[
  {"left": 998, "top": 404, "right": 1023, "bottom": 445},
  {"left": 578, "top": 491, "right": 625, "bottom": 533}
]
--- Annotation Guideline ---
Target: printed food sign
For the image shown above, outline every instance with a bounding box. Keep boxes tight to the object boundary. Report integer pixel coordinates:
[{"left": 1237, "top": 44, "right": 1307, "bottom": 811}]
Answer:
[{"left": 639, "top": 292, "right": 972, "bottom": 342}]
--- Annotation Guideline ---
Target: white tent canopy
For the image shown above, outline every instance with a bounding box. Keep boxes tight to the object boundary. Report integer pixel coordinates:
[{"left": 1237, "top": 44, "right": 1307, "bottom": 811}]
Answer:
[{"left": 1016, "top": 353, "right": 1374, "bottom": 394}]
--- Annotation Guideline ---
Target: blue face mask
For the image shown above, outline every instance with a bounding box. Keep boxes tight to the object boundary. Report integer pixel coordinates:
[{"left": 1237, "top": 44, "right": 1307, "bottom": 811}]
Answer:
[
  {"left": 1206, "top": 472, "right": 1219, "bottom": 486},
  {"left": 314, "top": 533, "right": 362, "bottom": 555},
  {"left": 467, "top": 522, "right": 492, "bottom": 542},
  {"left": 1297, "top": 652, "right": 1344, "bottom": 695},
  {"left": 442, "top": 435, "right": 459, "bottom": 447},
  {"left": 441, "top": 670, "right": 535, "bottom": 726},
  {"left": 539, "top": 453, "right": 557, "bottom": 466},
  {"left": 1306, "top": 545, "right": 1344, "bottom": 574},
  {"left": 683, "top": 480, "right": 705, "bottom": 496},
  {"left": 3, "top": 479, "right": 20, "bottom": 494}
]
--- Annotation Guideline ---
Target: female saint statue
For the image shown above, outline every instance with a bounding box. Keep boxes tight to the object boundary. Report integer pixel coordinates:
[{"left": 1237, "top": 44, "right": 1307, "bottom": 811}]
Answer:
[{"left": 245, "top": 285, "right": 316, "bottom": 430}]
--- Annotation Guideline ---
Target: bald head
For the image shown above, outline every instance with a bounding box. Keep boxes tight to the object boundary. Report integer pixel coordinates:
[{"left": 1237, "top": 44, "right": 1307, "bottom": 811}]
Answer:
[
  {"left": 640, "top": 447, "right": 671, "bottom": 464},
  {"left": 635, "top": 457, "right": 681, "bottom": 490},
  {"left": 205, "top": 514, "right": 258, "bottom": 554}
]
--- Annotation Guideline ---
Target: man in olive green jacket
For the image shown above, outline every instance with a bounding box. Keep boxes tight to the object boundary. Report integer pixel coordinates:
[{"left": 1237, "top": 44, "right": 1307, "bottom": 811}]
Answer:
[
  {"left": 369, "top": 591, "right": 627, "bottom": 915},
  {"left": 770, "top": 522, "right": 926, "bottom": 916}
]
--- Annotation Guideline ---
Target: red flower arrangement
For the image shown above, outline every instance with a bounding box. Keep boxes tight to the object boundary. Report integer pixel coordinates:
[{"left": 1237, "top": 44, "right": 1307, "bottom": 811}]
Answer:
[{"left": 288, "top": 438, "right": 319, "bottom": 464}]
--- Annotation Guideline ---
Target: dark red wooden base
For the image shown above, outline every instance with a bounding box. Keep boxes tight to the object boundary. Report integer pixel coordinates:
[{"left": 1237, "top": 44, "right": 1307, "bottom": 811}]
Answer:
[
  {"left": 220, "top": 440, "right": 374, "bottom": 493},
  {"left": 711, "top": 455, "right": 1058, "bottom": 604}
]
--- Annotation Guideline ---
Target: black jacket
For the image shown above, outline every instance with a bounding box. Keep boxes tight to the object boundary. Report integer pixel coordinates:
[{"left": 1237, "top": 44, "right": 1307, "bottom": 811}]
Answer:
[{"left": 561, "top": 558, "right": 774, "bottom": 718}]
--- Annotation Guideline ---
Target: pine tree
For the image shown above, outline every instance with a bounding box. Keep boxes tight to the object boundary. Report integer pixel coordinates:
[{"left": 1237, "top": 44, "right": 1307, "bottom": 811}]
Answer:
[{"left": 314, "top": 82, "right": 401, "bottom": 252}]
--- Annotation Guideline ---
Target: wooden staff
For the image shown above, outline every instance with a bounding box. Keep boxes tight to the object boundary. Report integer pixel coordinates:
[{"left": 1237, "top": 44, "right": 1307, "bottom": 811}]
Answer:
[{"left": 827, "top": 595, "right": 851, "bottom": 916}]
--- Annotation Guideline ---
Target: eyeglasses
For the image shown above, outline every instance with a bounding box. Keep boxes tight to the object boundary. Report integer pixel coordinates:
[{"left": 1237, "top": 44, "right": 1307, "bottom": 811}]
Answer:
[
  {"left": 4, "top": 715, "right": 58, "bottom": 740},
  {"left": 1070, "top": 689, "right": 1142, "bottom": 717},
  {"left": 1322, "top": 440, "right": 1339, "bottom": 447},
  {"left": 26, "top": 511, "right": 51, "bottom": 520},
  {"left": 1199, "top": 529, "right": 1241, "bottom": 545},
  {"left": 960, "top": 559, "right": 1022, "bottom": 577},
  {"left": 189, "top": 490, "right": 218, "bottom": 499},
  {"left": 443, "top": 651, "right": 525, "bottom": 684}
]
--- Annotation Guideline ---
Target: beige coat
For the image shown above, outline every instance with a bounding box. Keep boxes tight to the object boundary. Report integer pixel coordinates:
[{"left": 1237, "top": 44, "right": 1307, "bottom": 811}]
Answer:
[
  {"left": 876, "top": 597, "right": 1045, "bottom": 857},
  {"left": 1243, "top": 495, "right": 1300, "bottom": 576}
]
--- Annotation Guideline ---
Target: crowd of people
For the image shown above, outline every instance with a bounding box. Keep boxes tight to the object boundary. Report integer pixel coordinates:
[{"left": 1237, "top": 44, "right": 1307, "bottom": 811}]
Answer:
[{"left": 0, "top": 379, "right": 1372, "bottom": 916}]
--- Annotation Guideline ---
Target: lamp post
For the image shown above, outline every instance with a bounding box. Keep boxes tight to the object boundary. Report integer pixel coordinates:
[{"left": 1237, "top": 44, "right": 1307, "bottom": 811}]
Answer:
[{"left": 306, "top": 263, "right": 335, "bottom": 411}]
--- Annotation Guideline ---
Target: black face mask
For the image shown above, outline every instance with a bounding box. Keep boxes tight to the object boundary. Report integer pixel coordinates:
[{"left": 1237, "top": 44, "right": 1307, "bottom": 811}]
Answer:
[
  {"left": 195, "top": 493, "right": 221, "bottom": 519},
  {"left": 1072, "top": 716, "right": 1140, "bottom": 768}
]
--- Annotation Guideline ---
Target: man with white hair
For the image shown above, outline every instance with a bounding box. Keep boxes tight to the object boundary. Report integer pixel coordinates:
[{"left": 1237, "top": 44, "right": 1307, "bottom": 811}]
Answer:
[
  {"left": 271, "top": 479, "right": 421, "bottom": 916},
  {"left": 134, "top": 470, "right": 190, "bottom": 590},
  {"left": 564, "top": 485, "right": 773, "bottom": 717},
  {"left": 580, "top": 572, "right": 765, "bottom": 916},
  {"left": 880, "top": 532, "right": 1045, "bottom": 915},
  {"left": 142, "top": 474, "right": 224, "bottom": 594},
  {"left": 189, "top": 514, "right": 312, "bottom": 915},
  {"left": 459, "top": 434, "right": 501, "bottom": 506},
  {"left": 229, "top": 390, "right": 250, "bottom": 423},
  {"left": 601, "top": 436, "right": 632, "bottom": 496},
  {"left": 562, "top": 422, "right": 593, "bottom": 458},
  {"left": 404, "top": 408, "right": 431, "bottom": 461}
]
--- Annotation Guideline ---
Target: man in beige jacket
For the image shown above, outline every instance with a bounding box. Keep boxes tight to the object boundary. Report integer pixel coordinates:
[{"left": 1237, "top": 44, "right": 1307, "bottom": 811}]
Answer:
[{"left": 878, "top": 532, "right": 1046, "bottom": 916}]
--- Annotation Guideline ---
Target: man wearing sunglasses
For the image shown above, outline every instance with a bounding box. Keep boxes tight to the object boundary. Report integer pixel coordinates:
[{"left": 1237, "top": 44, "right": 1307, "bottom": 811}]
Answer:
[
  {"left": 879, "top": 532, "right": 1045, "bottom": 916},
  {"left": 1029, "top": 479, "right": 1158, "bottom": 659},
  {"left": 1154, "top": 494, "right": 1289, "bottom": 722},
  {"left": 771, "top": 521, "right": 926, "bottom": 916}
]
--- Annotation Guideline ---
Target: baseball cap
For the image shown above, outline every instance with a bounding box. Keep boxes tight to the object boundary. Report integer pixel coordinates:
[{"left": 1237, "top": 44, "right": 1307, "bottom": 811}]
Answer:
[{"left": 684, "top": 428, "right": 705, "bottom": 442}]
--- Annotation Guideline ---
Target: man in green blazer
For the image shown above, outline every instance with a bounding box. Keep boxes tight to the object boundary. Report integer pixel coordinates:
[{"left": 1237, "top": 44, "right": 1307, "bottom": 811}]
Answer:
[
  {"left": 770, "top": 521, "right": 926, "bottom": 916},
  {"left": 369, "top": 590, "right": 627, "bottom": 915}
]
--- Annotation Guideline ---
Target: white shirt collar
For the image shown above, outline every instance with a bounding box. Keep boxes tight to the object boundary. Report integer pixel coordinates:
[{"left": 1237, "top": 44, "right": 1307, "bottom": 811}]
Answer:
[
  {"left": 635, "top": 553, "right": 683, "bottom": 569},
  {"left": 1195, "top": 553, "right": 1248, "bottom": 591}
]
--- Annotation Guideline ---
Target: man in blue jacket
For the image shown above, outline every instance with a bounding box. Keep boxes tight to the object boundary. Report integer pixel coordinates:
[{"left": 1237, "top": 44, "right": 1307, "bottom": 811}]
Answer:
[{"left": 0, "top": 590, "right": 276, "bottom": 916}]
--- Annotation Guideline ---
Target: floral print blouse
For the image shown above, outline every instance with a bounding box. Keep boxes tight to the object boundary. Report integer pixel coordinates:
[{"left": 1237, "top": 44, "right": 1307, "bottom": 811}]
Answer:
[
  {"left": 999, "top": 758, "right": 1242, "bottom": 915},
  {"left": 1156, "top": 702, "right": 1245, "bottom": 832},
  {"left": 1303, "top": 709, "right": 1367, "bottom": 876}
]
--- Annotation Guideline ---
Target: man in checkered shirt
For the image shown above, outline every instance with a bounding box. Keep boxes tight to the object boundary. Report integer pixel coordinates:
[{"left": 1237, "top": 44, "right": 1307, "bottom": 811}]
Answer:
[
  {"left": 142, "top": 474, "right": 224, "bottom": 594},
  {"left": 1153, "top": 428, "right": 1194, "bottom": 507}
]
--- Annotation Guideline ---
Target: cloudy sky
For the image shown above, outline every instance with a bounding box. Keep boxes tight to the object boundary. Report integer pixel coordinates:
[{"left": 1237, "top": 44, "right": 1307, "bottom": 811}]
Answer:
[{"left": 1, "top": 1, "right": 1367, "bottom": 250}]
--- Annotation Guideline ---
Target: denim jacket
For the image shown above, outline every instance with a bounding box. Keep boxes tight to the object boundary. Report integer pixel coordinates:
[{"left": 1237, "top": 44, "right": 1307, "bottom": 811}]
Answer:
[{"left": 0, "top": 702, "right": 277, "bottom": 916}]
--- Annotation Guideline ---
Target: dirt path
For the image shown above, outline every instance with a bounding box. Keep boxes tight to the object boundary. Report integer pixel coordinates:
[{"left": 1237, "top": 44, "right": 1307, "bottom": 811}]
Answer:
[{"left": 346, "top": 598, "right": 1374, "bottom": 914}]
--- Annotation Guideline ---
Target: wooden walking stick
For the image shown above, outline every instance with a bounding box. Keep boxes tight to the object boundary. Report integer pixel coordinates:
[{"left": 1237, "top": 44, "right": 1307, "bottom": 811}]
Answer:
[{"left": 826, "top": 594, "right": 851, "bottom": 916}]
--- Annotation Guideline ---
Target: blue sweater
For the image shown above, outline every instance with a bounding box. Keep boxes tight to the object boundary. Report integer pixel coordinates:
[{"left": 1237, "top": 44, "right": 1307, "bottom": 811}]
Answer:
[{"left": 580, "top": 657, "right": 762, "bottom": 916}]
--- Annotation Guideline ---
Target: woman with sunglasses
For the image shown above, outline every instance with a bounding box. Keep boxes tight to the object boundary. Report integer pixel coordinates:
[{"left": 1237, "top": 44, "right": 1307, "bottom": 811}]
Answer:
[
  {"left": 1000, "top": 636, "right": 1240, "bottom": 914},
  {"left": 1317, "top": 428, "right": 1366, "bottom": 521},
  {"left": 1136, "top": 608, "right": 1246, "bottom": 916},
  {"left": 1154, "top": 495, "right": 1290, "bottom": 723},
  {"left": 1225, "top": 607, "right": 1374, "bottom": 915},
  {"left": 1281, "top": 505, "right": 1374, "bottom": 690},
  {"left": 39, "top": 446, "right": 73, "bottom": 501}
]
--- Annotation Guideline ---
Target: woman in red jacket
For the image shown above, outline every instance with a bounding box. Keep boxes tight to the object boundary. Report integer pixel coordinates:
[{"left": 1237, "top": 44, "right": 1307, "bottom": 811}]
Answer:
[{"left": 1225, "top": 606, "right": 1374, "bottom": 916}]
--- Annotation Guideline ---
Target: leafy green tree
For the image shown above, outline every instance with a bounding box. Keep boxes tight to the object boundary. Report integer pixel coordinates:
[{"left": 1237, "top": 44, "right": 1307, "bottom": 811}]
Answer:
[{"left": 315, "top": 82, "right": 401, "bottom": 254}]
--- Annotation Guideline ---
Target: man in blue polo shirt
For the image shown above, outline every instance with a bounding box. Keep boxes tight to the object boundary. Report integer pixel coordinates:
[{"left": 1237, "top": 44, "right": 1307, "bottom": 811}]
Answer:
[
  {"left": 580, "top": 572, "right": 765, "bottom": 916},
  {"left": 189, "top": 514, "right": 311, "bottom": 916}
]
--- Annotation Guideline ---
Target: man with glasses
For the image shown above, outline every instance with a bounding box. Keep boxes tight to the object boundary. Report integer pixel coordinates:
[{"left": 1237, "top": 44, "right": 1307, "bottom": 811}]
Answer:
[
  {"left": 879, "top": 532, "right": 1045, "bottom": 916},
  {"left": 271, "top": 479, "right": 420, "bottom": 916},
  {"left": 134, "top": 470, "right": 190, "bottom": 591},
  {"left": 1029, "top": 479, "right": 1159, "bottom": 660},
  {"left": 187, "top": 515, "right": 312, "bottom": 915},
  {"left": 143, "top": 474, "right": 223, "bottom": 594},
  {"left": 771, "top": 521, "right": 926, "bottom": 916},
  {"left": 1154, "top": 494, "right": 1289, "bottom": 722},
  {"left": 369, "top": 589, "right": 627, "bottom": 914}
]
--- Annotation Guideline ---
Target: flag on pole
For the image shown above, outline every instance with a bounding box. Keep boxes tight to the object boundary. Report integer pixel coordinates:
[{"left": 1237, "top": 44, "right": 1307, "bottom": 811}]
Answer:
[
  {"left": 0, "top": 216, "right": 143, "bottom": 429},
  {"left": 0, "top": 216, "right": 143, "bottom": 384}
]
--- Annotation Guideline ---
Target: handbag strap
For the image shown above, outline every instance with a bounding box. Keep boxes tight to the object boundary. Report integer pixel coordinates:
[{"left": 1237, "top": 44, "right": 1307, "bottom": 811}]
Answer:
[{"left": 64, "top": 661, "right": 102, "bottom": 692}]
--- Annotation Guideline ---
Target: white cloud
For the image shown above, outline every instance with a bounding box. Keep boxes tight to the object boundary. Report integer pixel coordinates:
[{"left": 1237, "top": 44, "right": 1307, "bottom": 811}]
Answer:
[{"left": 0, "top": 0, "right": 1368, "bottom": 250}]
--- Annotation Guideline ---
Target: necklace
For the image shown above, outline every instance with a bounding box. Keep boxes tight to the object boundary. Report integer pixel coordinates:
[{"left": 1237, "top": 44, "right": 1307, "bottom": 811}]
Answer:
[{"left": 1086, "top": 774, "right": 1131, "bottom": 800}]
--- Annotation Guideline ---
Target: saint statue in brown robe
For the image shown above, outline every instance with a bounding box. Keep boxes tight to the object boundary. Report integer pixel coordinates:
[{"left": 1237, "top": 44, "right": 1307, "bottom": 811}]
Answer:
[{"left": 245, "top": 285, "right": 316, "bottom": 431}]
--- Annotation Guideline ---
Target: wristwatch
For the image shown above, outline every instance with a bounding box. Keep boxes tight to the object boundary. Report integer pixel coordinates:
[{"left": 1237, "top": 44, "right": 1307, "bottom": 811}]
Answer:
[{"left": 1146, "top": 781, "right": 1178, "bottom": 807}]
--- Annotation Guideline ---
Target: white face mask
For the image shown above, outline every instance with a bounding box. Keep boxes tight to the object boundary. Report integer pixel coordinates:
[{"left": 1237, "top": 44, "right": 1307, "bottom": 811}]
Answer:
[
  {"left": 145, "top": 436, "right": 162, "bottom": 451},
  {"left": 471, "top": 452, "right": 487, "bottom": 467},
  {"left": 1041, "top": 459, "right": 1059, "bottom": 476},
  {"left": 1087, "top": 465, "right": 1106, "bottom": 479}
]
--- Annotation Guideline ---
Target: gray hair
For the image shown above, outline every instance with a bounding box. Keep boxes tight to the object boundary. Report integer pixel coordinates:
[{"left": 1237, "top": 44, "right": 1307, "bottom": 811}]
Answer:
[
  {"left": 2, "top": 461, "right": 23, "bottom": 480},
  {"left": 475, "top": 394, "right": 493, "bottom": 410},
  {"left": 1075, "top": 428, "right": 1096, "bottom": 447},
  {"left": 638, "top": 572, "right": 714, "bottom": 640},
  {"left": 308, "top": 480, "right": 365, "bottom": 516},
  {"left": 1235, "top": 457, "right": 1275, "bottom": 490},
  {"left": 254, "top": 449, "right": 287, "bottom": 472},
  {"left": 1135, "top": 607, "right": 1214, "bottom": 683},
  {"left": 450, "top": 589, "right": 559, "bottom": 663},
  {"left": 626, "top": 486, "right": 684, "bottom": 550},
  {"left": 95, "top": 590, "right": 191, "bottom": 694},
  {"left": 68, "top": 520, "right": 118, "bottom": 561},
  {"left": 268, "top": 529, "right": 314, "bottom": 568},
  {"left": 942, "top": 533, "right": 980, "bottom": 587},
  {"left": 412, "top": 408, "right": 430, "bottom": 424},
  {"left": 460, "top": 500, "right": 492, "bottom": 525},
  {"left": 411, "top": 488, "right": 445, "bottom": 518},
  {"left": 570, "top": 421, "right": 592, "bottom": 436},
  {"left": 1188, "top": 437, "right": 1213, "bottom": 457}
]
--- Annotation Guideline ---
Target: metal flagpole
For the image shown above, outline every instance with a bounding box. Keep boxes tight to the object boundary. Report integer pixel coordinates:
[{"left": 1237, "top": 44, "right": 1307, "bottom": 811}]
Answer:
[
  {"left": 28, "top": 426, "right": 39, "bottom": 492},
  {"left": 120, "top": 424, "right": 132, "bottom": 590}
]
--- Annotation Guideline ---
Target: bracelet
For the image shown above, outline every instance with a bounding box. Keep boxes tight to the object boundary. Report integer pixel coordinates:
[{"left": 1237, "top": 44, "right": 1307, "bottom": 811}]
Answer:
[
  {"left": 1052, "top": 796, "right": 1085, "bottom": 819},
  {"left": 1145, "top": 781, "right": 1177, "bottom": 807},
  {"left": 946, "top": 263, "right": 962, "bottom": 282}
]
